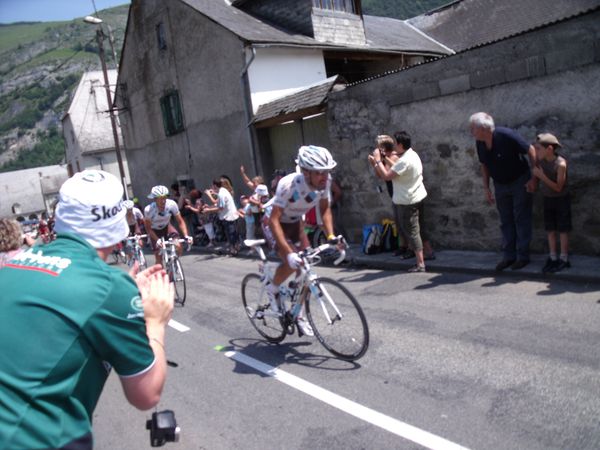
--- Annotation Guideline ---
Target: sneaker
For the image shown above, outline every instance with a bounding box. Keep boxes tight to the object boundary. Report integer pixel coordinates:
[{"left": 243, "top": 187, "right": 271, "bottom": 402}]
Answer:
[
  {"left": 510, "top": 260, "right": 530, "bottom": 270},
  {"left": 424, "top": 252, "right": 436, "bottom": 261},
  {"left": 541, "top": 257, "right": 558, "bottom": 274},
  {"left": 296, "top": 317, "right": 314, "bottom": 337},
  {"left": 400, "top": 250, "right": 416, "bottom": 260},
  {"left": 550, "top": 259, "right": 571, "bottom": 273},
  {"left": 393, "top": 247, "right": 408, "bottom": 257},
  {"left": 495, "top": 259, "right": 516, "bottom": 271},
  {"left": 408, "top": 264, "right": 426, "bottom": 273},
  {"left": 266, "top": 289, "right": 280, "bottom": 314}
]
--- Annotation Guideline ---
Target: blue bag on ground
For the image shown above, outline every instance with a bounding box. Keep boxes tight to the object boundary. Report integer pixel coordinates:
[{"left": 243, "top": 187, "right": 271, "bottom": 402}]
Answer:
[{"left": 362, "top": 224, "right": 383, "bottom": 255}]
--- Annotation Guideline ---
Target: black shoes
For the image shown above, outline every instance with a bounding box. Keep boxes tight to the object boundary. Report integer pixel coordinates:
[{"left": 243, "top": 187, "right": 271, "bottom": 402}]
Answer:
[
  {"left": 542, "top": 258, "right": 571, "bottom": 273},
  {"left": 510, "top": 260, "right": 530, "bottom": 270},
  {"left": 542, "top": 257, "right": 558, "bottom": 273},
  {"left": 496, "top": 259, "right": 530, "bottom": 271},
  {"left": 495, "top": 259, "right": 515, "bottom": 271},
  {"left": 553, "top": 259, "right": 571, "bottom": 272}
]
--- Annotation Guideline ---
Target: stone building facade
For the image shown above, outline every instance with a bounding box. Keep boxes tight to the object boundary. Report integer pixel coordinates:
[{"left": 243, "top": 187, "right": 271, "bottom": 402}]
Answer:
[{"left": 327, "top": 10, "right": 600, "bottom": 254}]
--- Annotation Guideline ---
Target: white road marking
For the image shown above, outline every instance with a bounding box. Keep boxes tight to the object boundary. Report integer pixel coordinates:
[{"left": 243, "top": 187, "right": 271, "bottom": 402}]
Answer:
[
  {"left": 168, "top": 319, "right": 190, "bottom": 332},
  {"left": 224, "top": 350, "right": 470, "bottom": 450}
]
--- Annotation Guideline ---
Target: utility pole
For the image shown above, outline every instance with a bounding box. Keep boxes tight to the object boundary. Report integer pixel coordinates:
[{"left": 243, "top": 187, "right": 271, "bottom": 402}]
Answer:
[{"left": 85, "top": 16, "right": 127, "bottom": 197}]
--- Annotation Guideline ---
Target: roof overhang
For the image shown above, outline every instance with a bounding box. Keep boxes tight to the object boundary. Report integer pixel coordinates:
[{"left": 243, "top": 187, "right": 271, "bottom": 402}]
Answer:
[{"left": 253, "top": 75, "right": 344, "bottom": 128}]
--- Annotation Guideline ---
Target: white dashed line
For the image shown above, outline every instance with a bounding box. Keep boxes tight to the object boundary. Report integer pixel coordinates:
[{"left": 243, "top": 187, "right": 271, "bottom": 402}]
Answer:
[
  {"left": 224, "top": 350, "right": 470, "bottom": 450},
  {"left": 168, "top": 319, "right": 190, "bottom": 332}
]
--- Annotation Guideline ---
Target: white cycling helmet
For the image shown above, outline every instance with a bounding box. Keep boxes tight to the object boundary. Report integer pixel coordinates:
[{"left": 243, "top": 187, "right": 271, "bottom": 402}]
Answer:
[
  {"left": 123, "top": 199, "right": 134, "bottom": 209},
  {"left": 148, "top": 185, "right": 169, "bottom": 199},
  {"left": 296, "top": 145, "right": 337, "bottom": 171}
]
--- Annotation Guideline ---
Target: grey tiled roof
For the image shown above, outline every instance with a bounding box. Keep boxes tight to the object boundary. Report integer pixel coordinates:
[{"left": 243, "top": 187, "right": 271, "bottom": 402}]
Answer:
[
  {"left": 408, "top": 0, "right": 600, "bottom": 52},
  {"left": 363, "top": 15, "right": 453, "bottom": 55},
  {"left": 180, "top": 0, "right": 451, "bottom": 55},
  {"left": 253, "top": 76, "right": 342, "bottom": 124},
  {"left": 181, "top": 0, "right": 329, "bottom": 46}
]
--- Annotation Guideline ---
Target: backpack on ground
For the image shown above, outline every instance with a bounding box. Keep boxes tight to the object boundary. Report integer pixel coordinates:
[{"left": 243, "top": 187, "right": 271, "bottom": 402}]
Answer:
[
  {"left": 380, "top": 218, "right": 398, "bottom": 252},
  {"left": 362, "top": 224, "right": 383, "bottom": 255}
]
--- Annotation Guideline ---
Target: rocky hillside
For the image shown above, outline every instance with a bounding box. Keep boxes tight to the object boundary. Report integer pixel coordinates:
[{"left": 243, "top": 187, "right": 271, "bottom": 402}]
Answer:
[
  {"left": 0, "top": 1, "right": 449, "bottom": 173},
  {"left": 0, "top": 4, "right": 129, "bottom": 172}
]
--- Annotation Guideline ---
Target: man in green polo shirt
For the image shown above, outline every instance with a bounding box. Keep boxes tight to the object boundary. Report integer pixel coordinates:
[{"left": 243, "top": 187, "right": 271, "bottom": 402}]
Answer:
[{"left": 0, "top": 170, "right": 174, "bottom": 450}]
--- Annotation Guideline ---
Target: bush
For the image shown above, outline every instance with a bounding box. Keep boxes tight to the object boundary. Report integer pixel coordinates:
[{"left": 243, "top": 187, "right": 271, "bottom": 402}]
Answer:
[{"left": 0, "top": 133, "right": 65, "bottom": 172}]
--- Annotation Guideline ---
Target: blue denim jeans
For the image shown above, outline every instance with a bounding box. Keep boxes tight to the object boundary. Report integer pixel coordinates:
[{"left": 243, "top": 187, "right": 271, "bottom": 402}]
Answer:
[
  {"left": 224, "top": 219, "right": 239, "bottom": 247},
  {"left": 493, "top": 172, "right": 532, "bottom": 261}
]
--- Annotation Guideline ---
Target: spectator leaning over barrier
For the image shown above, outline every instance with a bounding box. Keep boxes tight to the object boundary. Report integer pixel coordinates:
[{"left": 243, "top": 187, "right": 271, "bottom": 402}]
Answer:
[
  {"left": 368, "top": 132, "right": 435, "bottom": 272},
  {"left": 0, "top": 170, "right": 174, "bottom": 450},
  {"left": 469, "top": 112, "right": 537, "bottom": 271}
]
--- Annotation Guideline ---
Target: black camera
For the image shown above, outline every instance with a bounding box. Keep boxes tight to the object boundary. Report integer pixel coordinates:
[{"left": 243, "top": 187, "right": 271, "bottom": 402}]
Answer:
[{"left": 146, "top": 410, "right": 180, "bottom": 447}]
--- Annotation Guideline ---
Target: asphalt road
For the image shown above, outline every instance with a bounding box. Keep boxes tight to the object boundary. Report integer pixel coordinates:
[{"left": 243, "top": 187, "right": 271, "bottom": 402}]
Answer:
[{"left": 93, "top": 254, "right": 600, "bottom": 450}]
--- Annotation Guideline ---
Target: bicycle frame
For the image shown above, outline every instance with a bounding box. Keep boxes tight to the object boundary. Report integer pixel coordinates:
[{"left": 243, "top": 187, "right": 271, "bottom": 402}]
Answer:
[
  {"left": 245, "top": 238, "right": 346, "bottom": 323},
  {"left": 157, "top": 237, "right": 188, "bottom": 262},
  {"left": 125, "top": 234, "right": 147, "bottom": 267}
]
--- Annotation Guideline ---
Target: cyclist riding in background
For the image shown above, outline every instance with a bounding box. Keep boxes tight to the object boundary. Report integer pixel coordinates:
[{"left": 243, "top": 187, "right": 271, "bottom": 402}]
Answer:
[
  {"left": 264, "top": 145, "right": 342, "bottom": 336},
  {"left": 144, "top": 185, "right": 193, "bottom": 266},
  {"left": 123, "top": 199, "right": 144, "bottom": 236}
]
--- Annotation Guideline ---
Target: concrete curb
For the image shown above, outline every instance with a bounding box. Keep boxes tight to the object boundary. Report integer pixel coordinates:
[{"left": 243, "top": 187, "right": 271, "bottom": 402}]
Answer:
[{"left": 188, "top": 245, "right": 600, "bottom": 285}]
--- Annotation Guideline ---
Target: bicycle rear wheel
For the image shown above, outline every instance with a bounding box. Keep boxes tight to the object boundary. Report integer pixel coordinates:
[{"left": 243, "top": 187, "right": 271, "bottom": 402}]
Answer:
[
  {"left": 241, "top": 274, "right": 286, "bottom": 343},
  {"left": 169, "top": 259, "right": 186, "bottom": 306},
  {"left": 306, "top": 278, "right": 369, "bottom": 361}
]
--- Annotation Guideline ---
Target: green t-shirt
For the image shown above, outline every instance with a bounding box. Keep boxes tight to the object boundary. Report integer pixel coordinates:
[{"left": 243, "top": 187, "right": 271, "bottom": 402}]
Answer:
[{"left": 0, "top": 234, "right": 155, "bottom": 449}]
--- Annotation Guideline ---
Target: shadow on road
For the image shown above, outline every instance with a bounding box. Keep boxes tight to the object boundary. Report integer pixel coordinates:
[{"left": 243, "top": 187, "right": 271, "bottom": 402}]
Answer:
[
  {"left": 222, "top": 338, "right": 362, "bottom": 376},
  {"left": 406, "top": 271, "right": 600, "bottom": 299}
]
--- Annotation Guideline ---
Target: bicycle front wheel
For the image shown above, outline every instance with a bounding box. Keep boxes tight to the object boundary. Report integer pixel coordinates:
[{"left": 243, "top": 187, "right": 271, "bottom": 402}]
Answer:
[
  {"left": 241, "top": 274, "right": 286, "bottom": 343},
  {"left": 137, "top": 247, "right": 147, "bottom": 271},
  {"left": 306, "top": 278, "right": 369, "bottom": 361},
  {"left": 169, "top": 259, "right": 186, "bottom": 306}
]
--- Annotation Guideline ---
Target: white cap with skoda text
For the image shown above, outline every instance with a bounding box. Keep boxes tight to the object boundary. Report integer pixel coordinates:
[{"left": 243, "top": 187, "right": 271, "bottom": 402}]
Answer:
[{"left": 54, "top": 170, "right": 128, "bottom": 248}]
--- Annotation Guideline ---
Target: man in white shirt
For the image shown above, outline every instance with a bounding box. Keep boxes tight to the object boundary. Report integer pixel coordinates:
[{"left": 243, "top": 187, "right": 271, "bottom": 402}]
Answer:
[
  {"left": 202, "top": 178, "right": 240, "bottom": 255},
  {"left": 144, "top": 185, "right": 192, "bottom": 265}
]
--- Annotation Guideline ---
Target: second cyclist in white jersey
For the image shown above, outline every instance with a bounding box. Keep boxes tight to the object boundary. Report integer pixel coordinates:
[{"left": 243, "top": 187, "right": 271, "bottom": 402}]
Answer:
[
  {"left": 264, "top": 145, "right": 340, "bottom": 336},
  {"left": 144, "top": 185, "right": 193, "bottom": 266}
]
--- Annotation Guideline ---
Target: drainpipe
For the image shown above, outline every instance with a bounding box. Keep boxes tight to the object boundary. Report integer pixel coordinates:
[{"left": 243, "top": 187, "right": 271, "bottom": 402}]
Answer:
[{"left": 241, "top": 45, "right": 258, "bottom": 176}]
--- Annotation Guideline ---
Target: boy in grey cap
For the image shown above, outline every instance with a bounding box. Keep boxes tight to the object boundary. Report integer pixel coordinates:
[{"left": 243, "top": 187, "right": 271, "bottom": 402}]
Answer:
[{"left": 532, "top": 133, "right": 572, "bottom": 273}]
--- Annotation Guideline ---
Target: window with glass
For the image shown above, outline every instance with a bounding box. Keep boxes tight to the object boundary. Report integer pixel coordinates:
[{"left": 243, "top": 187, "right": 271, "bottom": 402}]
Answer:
[
  {"left": 160, "top": 90, "right": 184, "bottom": 136},
  {"left": 156, "top": 22, "right": 167, "bottom": 50}
]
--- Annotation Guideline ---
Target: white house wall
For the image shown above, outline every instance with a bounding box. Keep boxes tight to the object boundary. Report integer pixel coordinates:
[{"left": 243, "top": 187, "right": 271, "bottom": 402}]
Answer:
[
  {"left": 0, "top": 165, "right": 68, "bottom": 218},
  {"left": 62, "top": 70, "right": 129, "bottom": 185},
  {"left": 248, "top": 47, "right": 326, "bottom": 112}
]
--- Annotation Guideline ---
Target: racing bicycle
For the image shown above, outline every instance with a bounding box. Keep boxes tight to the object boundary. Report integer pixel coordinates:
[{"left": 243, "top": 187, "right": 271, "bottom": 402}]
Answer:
[
  {"left": 157, "top": 237, "right": 189, "bottom": 306},
  {"left": 125, "top": 234, "right": 148, "bottom": 271},
  {"left": 242, "top": 238, "right": 369, "bottom": 361},
  {"left": 110, "top": 242, "right": 127, "bottom": 265}
]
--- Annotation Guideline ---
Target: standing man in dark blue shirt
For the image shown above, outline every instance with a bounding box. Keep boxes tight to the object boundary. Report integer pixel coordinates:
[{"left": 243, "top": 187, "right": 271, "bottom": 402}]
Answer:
[{"left": 469, "top": 112, "right": 536, "bottom": 271}]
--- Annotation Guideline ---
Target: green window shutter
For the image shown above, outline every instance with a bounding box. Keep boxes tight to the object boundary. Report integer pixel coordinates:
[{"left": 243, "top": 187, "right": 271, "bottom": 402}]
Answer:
[
  {"left": 159, "top": 90, "right": 184, "bottom": 136},
  {"left": 160, "top": 96, "right": 171, "bottom": 136}
]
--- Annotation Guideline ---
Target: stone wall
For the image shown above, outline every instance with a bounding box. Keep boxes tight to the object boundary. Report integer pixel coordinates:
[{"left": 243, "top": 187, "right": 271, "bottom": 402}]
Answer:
[{"left": 327, "top": 11, "right": 600, "bottom": 255}]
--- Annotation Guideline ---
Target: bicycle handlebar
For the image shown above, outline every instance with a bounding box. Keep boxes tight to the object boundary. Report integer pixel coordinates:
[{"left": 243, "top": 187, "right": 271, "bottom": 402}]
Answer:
[
  {"left": 298, "top": 235, "right": 347, "bottom": 266},
  {"left": 157, "top": 237, "right": 191, "bottom": 251},
  {"left": 126, "top": 234, "right": 148, "bottom": 240}
]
